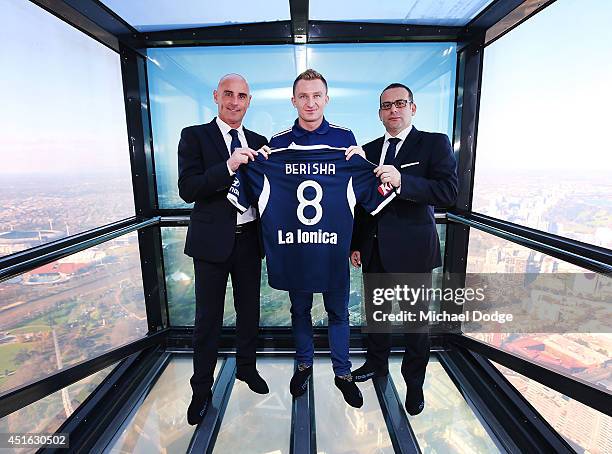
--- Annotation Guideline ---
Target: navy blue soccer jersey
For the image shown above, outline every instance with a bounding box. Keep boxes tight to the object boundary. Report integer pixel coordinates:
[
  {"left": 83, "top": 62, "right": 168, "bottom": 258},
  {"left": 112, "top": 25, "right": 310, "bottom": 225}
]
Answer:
[
  {"left": 227, "top": 145, "right": 396, "bottom": 292},
  {"left": 269, "top": 117, "right": 357, "bottom": 149}
]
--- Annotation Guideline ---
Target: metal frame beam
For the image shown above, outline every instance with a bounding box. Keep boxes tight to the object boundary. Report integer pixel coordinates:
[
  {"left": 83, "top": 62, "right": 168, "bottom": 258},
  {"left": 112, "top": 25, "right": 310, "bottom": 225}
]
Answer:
[
  {"left": 124, "top": 22, "right": 293, "bottom": 48},
  {"left": 373, "top": 375, "right": 421, "bottom": 453},
  {"left": 484, "top": 0, "right": 557, "bottom": 45},
  {"left": 438, "top": 32, "right": 485, "bottom": 333},
  {"left": 166, "top": 327, "right": 447, "bottom": 352},
  {"left": 289, "top": 0, "right": 309, "bottom": 43},
  {"left": 309, "top": 21, "right": 465, "bottom": 43},
  {"left": 29, "top": 0, "right": 135, "bottom": 53},
  {"left": 86, "top": 352, "right": 172, "bottom": 452},
  {"left": 439, "top": 347, "right": 575, "bottom": 453},
  {"left": 449, "top": 334, "right": 612, "bottom": 416},
  {"left": 0, "top": 217, "right": 158, "bottom": 282},
  {"left": 448, "top": 212, "right": 612, "bottom": 273},
  {"left": 290, "top": 359, "right": 315, "bottom": 454},
  {"left": 466, "top": 0, "right": 526, "bottom": 31},
  {"left": 120, "top": 43, "right": 169, "bottom": 332},
  {"left": 0, "top": 329, "right": 167, "bottom": 418},
  {"left": 44, "top": 348, "right": 168, "bottom": 454}
]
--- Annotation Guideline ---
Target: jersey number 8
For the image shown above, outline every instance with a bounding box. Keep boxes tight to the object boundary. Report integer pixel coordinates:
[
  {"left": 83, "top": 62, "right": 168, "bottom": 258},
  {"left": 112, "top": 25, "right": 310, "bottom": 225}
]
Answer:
[{"left": 296, "top": 180, "right": 323, "bottom": 226}]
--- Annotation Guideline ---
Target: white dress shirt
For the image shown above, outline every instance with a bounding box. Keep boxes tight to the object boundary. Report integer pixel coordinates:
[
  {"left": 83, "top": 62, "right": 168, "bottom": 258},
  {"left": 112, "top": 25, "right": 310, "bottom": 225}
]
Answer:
[
  {"left": 379, "top": 125, "right": 412, "bottom": 195},
  {"left": 215, "top": 117, "right": 256, "bottom": 224},
  {"left": 379, "top": 124, "right": 412, "bottom": 165}
]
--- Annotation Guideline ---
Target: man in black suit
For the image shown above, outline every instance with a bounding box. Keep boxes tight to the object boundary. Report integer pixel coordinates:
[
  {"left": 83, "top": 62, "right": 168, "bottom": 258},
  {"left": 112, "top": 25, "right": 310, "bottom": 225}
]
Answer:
[
  {"left": 178, "top": 74, "right": 269, "bottom": 425},
  {"left": 346, "top": 83, "right": 457, "bottom": 415}
]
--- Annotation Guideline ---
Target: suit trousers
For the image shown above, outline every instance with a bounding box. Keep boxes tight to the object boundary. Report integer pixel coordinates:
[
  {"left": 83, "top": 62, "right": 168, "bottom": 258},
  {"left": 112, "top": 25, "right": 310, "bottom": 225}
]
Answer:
[
  {"left": 363, "top": 240, "right": 431, "bottom": 390},
  {"left": 289, "top": 283, "right": 352, "bottom": 376},
  {"left": 190, "top": 225, "right": 261, "bottom": 397}
]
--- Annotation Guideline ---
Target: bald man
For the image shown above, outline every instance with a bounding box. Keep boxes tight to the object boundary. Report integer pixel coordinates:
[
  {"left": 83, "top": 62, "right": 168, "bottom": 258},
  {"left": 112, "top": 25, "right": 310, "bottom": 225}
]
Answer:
[{"left": 178, "top": 74, "right": 269, "bottom": 425}]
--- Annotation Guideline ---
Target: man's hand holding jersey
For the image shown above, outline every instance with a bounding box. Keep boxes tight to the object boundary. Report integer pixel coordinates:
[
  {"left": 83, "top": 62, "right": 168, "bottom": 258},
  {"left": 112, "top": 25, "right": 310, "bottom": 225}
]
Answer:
[
  {"left": 346, "top": 146, "right": 401, "bottom": 189},
  {"left": 345, "top": 145, "right": 366, "bottom": 160},
  {"left": 374, "top": 165, "right": 401, "bottom": 188},
  {"left": 227, "top": 146, "right": 270, "bottom": 173}
]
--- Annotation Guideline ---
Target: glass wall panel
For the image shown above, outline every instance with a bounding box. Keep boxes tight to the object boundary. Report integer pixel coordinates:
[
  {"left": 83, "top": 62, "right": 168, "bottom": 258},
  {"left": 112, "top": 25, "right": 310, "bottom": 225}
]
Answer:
[
  {"left": 474, "top": 0, "right": 612, "bottom": 249},
  {"left": 108, "top": 356, "right": 220, "bottom": 453},
  {"left": 492, "top": 361, "right": 612, "bottom": 453},
  {"left": 148, "top": 43, "right": 456, "bottom": 208},
  {"left": 313, "top": 357, "right": 394, "bottom": 453},
  {"left": 0, "top": 0, "right": 134, "bottom": 258},
  {"left": 0, "top": 232, "right": 146, "bottom": 394},
  {"left": 389, "top": 355, "right": 500, "bottom": 452},
  {"left": 163, "top": 225, "right": 445, "bottom": 327},
  {"left": 0, "top": 363, "right": 115, "bottom": 436},
  {"left": 212, "top": 358, "right": 292, "bottom": 454},
  {"left": 466, "top": 229, "right": 612, "bottom": 392},
  {"left": 310, "top": 0, "right": 494, "bottom": 26},
  {"left": 100, "top": 0, "right": 291, "bottom": 32}
]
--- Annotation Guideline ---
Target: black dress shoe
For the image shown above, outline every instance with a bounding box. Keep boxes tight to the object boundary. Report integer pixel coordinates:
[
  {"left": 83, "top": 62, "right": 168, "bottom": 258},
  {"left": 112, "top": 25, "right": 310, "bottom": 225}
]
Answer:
[
  {"left": 187, "top": 391, "right": 211, "bottom": 426},
  {"left": 405, "top": 387, "right": 425, "bottom": 416},
  {"left": 236, "top": 369, "right": 269, "bottom": 394},
  {"left": 351, "top": 362, "right": 389, "bottom": 382},
  {"left": 334, "top": 375, "right": 363, "bottom": 408},
  {"left": 290, "top": 364, "right": 312, "bottom": 397}
]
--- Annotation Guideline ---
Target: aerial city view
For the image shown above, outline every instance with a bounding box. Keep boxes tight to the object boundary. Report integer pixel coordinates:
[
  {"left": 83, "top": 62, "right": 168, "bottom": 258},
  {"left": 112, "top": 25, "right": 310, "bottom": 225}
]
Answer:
[
  {"left": 468, "top": 172, "right": 611, "bottom": 452},
  {"left": 0, "top": 174, "right": 146, "bottom": 433}
]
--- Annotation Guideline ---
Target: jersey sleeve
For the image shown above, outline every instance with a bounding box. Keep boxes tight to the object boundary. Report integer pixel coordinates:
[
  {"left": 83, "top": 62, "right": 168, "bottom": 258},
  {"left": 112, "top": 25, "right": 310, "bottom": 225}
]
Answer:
[
  {"left": 347, "top": 130, "right": 358, "bottom": 147},
  {"left": 226, "top": 153, "right": 266, "bottom": 214},
  {"left": 349, "top": 155, "right": 396, "bottom": 215}
]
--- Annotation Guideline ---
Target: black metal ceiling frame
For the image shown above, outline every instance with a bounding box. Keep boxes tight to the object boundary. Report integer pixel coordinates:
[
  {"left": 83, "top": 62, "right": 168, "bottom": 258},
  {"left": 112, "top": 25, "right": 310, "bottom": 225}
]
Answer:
[{"left": 30, "top": 0, "right": 527, "bottom": 51}]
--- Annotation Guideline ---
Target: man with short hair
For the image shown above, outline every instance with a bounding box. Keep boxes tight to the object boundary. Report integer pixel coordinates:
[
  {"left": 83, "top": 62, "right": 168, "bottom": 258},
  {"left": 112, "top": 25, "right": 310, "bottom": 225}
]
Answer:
[
  {"left": 178, "top": 74, "right": 269, "bottom": 425},
  {"left": 269, "top": 69, "right": 363, "bottom": 408},
  {"left": 347, "top": 83, "right": 458, "bottom": 415}
]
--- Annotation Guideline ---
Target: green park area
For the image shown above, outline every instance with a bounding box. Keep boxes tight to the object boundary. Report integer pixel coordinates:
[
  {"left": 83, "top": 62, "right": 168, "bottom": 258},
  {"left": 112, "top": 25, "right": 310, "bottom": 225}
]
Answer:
[{"left": 0, "top": 342, "right": 37, "bottom": 389}]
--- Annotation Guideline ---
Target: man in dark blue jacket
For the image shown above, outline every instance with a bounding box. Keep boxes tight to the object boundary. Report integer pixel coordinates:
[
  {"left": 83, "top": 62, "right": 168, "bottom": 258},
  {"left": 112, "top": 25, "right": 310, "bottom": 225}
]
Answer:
[
  {"left": 347, "top": 83, "right": 458, "bottom": 415},
  {"left": 178, "top": 74, "right": 269, "bottom": 425}
]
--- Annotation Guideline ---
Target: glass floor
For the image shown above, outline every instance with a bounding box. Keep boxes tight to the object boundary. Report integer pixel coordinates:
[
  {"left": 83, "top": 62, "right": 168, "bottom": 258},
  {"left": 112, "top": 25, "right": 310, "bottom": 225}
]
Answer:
[{"left": 102, "top": 353, "right": 499, "bottom": 453}]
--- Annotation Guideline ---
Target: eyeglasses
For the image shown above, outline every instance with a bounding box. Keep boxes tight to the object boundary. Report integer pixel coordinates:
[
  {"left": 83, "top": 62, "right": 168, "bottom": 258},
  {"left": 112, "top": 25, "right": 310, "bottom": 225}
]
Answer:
[{"left": 380, "top": 99, "right": 411, "bottom": 110}]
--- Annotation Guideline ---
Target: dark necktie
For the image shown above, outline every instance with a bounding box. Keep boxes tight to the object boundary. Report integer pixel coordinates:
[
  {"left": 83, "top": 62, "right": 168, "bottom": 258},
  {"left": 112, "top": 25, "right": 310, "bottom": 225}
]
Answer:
[
  {"left": 383, "top": 137, "right": 401, "bottom": 166},
  {"left": 228, "top": 129, "right": 241, "bottom": 154}
]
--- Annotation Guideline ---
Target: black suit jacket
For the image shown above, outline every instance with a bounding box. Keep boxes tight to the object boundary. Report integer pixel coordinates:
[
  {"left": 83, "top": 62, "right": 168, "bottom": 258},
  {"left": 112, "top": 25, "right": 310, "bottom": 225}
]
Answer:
[
  {"left": 351, "top": 127, "right": 458, "bottom": 273},
  {"left": 178, "top": 118, "right": 268, "bottom": 263}
]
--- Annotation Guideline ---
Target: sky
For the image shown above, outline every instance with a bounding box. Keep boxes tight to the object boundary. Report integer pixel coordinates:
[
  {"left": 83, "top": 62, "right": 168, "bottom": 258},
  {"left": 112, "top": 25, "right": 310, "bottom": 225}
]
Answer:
[
  {"left": 0, "top": 0, "right": 129, "bottom": 175},
  {"left": 476, "top": 0, "right": 612, "bottom": 172}
]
